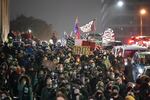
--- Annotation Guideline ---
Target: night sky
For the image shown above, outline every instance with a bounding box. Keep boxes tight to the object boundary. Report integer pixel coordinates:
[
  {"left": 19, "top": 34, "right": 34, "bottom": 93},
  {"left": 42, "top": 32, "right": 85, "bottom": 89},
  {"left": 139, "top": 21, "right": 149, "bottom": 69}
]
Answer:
[{"left": 10, "top": 0, "right": 101, "bottom": 34}]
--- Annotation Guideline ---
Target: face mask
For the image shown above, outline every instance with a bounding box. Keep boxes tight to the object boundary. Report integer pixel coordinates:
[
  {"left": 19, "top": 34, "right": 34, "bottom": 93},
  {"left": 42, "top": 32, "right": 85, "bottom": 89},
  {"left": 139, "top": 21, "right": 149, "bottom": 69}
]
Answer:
[
  {"left": 57, "top": 57, "right": 60, "bottom": 61},
  {"left": 103, "top": 56, "right": 106, "bottom": 59},
  {"left": 107, "top": 72, "right": 110, "bottom": 75},
  {"left": 86, "top": 79, "right": 89, "bottom": 83},
  {"left": 74, "top": 89, "right": 80, "bottom": 94},
  {"left": 84, "top": 66, "right": 88, "bottom": 69},
  {"left": 67, "top": 85, "right": 71, "bottom": 90},
  {"left": 59, "top": 67, "right": 63, "bottom": 73},
  {"left": 51, "top": 72, "right": 55, "bottom": 76},
  {"left": 78, "top": 67, "right": 82, "bottom": 70},
  {"left": 91, "top": 63, "right": 95, "bottom": 67},
  {"left": 110, "top": 73, "right": 115, "bottom": 79}
]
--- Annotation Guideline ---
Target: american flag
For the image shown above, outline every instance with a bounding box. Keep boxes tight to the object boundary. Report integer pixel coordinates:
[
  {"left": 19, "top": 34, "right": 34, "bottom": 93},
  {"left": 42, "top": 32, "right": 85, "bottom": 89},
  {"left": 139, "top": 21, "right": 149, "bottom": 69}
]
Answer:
[{"left": 74, "top": 17, "right": 80, "bottom": 39}]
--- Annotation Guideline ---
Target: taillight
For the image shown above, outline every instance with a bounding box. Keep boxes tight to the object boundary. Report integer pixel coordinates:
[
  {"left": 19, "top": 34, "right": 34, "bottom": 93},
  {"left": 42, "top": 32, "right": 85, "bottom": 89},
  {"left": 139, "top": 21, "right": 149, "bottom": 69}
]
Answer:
[{"left": 128, "top": 40, "right": 134, "bottom": 44}]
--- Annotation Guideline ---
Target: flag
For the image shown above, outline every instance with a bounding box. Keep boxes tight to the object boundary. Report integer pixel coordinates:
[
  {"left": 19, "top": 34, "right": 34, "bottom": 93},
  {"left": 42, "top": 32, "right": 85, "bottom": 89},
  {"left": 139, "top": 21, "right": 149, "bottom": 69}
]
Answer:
[
  {"left": 74, "top": 17, "right": 80, "bottom": 39},
  {"left": 102, "top": 28, "right": 115, "bottom": 43},
  {"left": 80, "top": 19, "right": 96, "bottom": 33}
]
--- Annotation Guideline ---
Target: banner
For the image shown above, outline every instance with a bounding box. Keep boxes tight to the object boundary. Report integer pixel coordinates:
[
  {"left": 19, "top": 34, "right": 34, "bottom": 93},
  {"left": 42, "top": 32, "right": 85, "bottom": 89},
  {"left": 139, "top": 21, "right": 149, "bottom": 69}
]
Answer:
[
  {"left": 73, "top": 46, "right": 90, "bottom": 55},
  {"left": 82, "top": 40, "right": 96, "bottom": 50}
]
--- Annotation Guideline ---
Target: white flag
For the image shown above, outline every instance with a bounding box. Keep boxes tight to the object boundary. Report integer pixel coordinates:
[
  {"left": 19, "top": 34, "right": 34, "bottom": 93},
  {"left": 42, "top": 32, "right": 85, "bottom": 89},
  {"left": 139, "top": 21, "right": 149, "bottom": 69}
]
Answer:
[
  {"left": 102, "top": 28, "right": 115, "bottom": 43},
  {"left": 80, "top": 21, "right": 93, "bottom": 33}
]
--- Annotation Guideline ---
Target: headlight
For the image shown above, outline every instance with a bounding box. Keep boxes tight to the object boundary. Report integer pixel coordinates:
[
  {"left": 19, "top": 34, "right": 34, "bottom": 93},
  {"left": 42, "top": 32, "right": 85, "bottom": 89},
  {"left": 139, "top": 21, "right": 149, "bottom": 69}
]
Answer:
[{"left": 138, "top": 68, "right": 143, "bottom": 74}]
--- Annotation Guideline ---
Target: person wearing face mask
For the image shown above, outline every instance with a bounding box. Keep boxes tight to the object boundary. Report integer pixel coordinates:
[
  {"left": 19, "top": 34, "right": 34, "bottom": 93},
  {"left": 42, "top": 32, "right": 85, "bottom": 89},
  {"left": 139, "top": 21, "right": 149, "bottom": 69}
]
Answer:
[
  {"left": 40, "top": 77, "right": 56, "bottom": 100},
  {"left": 115, "top": 77, "right": 126, "bottom": 98},
  {"left": 18, "top": 75, "right": 33, "bottom": 100},
  {"left": 110, "top": 85, "right": 123, "bottom": 100},
  {"left": 89, "top": 60, "right": 95, "bottom": 68},
  {"left": 104, "top": 82, "right": 113, "bottom": 100},
  {"left": 58, "top": 64, "right": 64, "bottom": 73},
  {"left": 94, "top": 90, "right": 106, "bottom": 100},
  {"left": 34, "top": 69, "right": 46, "bottom": 100},
  {"left": 72, "top": 88, "right": 84, "bottom": 100},
  {"left": 0, "top": 91, "right": 12, "bottom": 100}
]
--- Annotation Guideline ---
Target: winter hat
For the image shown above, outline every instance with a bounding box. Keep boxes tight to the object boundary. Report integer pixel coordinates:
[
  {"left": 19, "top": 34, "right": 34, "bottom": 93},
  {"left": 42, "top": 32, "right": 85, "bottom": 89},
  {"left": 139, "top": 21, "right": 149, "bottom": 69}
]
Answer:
[
  {"left": 97, "top": 81, "right": 104, "bottom": 87},
  {"left": 112, "top": 85, "right": 120, "bottom": 92},
  {"left": 96, "top": 81, "right": 104, "bottom": 91}
]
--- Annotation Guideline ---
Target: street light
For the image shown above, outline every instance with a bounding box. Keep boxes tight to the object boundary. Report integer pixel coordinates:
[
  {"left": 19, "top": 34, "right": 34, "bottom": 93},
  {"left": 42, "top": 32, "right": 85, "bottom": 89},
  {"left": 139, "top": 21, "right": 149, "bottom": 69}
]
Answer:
[
  {"left": 117, "top": 0, "right": 124, "bottom": 7},
  {"left": 140, "top": 9, "right": 147, "bottom": 36},
  {"left": 101, "top": 0, "right": 125, "bottom": 32}
]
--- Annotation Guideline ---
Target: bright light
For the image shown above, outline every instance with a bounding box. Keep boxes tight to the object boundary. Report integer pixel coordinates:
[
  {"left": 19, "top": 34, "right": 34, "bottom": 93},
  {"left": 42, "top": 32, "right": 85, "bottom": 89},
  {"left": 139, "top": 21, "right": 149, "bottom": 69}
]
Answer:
[
  {"left": 124, "top": 59, "right": 128, "bottom": 66},
  {"left": 117, "top": 1, "right": 124, "bottom": 7},
  {"left": 138, "top": 68, "right": 143, "bottom": 74},
  {"left": 140, "top": 9, "right": 147, "bottom": 15},
  {"left": 128, "top": 39, "right": 134, "bottom": 44},
  {"left": 28, "top": 29, "right": 32, "bottom": 33},
  {"left": 49, "top": 39, "right": 53, "bottom": 44},
  {"left": 57, "top": 39, "right": 61, "bottom": 43}
]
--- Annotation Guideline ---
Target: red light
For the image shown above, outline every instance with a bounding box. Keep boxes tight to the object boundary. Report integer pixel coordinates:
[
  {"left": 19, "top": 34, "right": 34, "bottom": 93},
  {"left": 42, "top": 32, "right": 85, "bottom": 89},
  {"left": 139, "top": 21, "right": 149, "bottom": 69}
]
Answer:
[{"left": 128, "top": 39, "right": 134, "bottom": 44}]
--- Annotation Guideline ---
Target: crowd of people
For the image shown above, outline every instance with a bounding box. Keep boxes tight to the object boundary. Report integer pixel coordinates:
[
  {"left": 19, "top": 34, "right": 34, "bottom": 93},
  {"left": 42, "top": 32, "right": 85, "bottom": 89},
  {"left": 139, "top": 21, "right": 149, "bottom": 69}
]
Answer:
[{"left": 0, "top": 31, "right": 150, "bottom": 100}]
